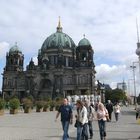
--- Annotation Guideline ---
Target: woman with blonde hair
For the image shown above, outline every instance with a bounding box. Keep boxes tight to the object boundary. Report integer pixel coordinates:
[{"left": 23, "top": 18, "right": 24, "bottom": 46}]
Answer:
[{"left": 97, "top": 103, "right": 108, "bottom": 140}]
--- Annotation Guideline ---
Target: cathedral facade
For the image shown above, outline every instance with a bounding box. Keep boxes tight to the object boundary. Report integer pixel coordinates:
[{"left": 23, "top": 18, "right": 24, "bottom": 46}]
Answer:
[{"left": 2, "top": 20, "right": 96, "bottom": 100}]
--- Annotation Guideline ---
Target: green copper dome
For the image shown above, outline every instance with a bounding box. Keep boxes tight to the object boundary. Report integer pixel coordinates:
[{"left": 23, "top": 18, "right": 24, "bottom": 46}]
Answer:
[
  {"left": 78, "top": 37, "right": 91, "bottom": 46},
  {"left": 9, "top": 43, "right": 22, "bottom": 54},
  {"left": 42, "top": 32, "right": 75, "bottom": 49},
  {"left": 41, "top": 20, "right": 75, "bottom": 51}
]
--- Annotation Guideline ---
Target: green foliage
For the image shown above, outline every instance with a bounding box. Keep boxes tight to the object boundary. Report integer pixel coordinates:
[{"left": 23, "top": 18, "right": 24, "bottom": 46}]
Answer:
[
  {"left": 55, "top": 97, "right": 63, "bottom": 102},
  {"left": 46, "top": 97, "right": 52, "bottom": 102},
  {"left": 35, "top": 100, "right": 44, "bottom": 109},
  {"left": 105, "top": 88, "right": 127, "bottom": 104},
  {"left": 43, "top": 101, "right": 50, "bottom": 109},
  {"left": 55, "top": 98, "right": 62, "bottom": 111},
  {"left": 50, "top": 100, "right": 55, "bottom": 107},
  {"left": 22, "top": 98, "right": 33, "bottom": 109},
  {"left": 104, "top": 89, "right": 112, "bottom": 102},
  {"left": 0, "top": 98, "right": 5, "bottom": 110},
  {"left": 27, "top": 95, "right": 34, "bottom": 102},
  {"left": 9, "top": 98, "right": 20, "bottom": 110},
  {"left": 50, "top": 100, "right": 56, "bottom": 111}
]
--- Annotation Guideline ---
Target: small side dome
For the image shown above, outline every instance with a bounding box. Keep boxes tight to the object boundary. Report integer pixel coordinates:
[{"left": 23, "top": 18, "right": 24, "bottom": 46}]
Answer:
[
  {"left": 9, "top": 42, "right": 22, "bottom": 54},
  {"left": 78, "top": 37, "right": 91, "bottom": 46}
]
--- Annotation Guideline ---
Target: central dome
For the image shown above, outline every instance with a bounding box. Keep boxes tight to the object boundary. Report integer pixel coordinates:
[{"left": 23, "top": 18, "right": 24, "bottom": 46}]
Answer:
[{"left": 41, "top": 19, "right": 75, "bottom": 52}]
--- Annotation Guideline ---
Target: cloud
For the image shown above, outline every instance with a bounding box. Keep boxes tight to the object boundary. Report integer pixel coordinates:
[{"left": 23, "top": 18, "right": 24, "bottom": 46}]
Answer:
[
  {"left": 0, "top": 42, "right": 10, "bottom": 59},
  {"left": 95, "top": 64, "right": 128, "bottom": 88},
  {"left": 96, "top": 64, "right": 127, "bottom": 80},
  {"left": 32, "top": 56, "right": 38, "bottom": 65},
  {"left": 95, "top": 63, "right": 140, "bottom": 95}
]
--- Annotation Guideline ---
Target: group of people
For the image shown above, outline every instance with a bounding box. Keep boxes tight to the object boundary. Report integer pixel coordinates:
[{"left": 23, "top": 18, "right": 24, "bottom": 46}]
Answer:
[
  {"left": 106, "top": 100, "right": 121, "bottom": 122},
  {"left": 55, "top": 98, "right": 121, "bottom": 140}
]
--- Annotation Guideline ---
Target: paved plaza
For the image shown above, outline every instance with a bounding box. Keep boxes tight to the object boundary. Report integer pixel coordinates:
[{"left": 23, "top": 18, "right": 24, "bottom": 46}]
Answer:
[{"left": 0, "top": 106, "right": 139, "bottom": 140}]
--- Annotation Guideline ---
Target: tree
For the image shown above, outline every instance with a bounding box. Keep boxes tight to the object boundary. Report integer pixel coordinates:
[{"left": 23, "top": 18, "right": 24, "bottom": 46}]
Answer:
[
  {"left": 105, "top": 88, "right": 127, "bottom": 104},
  {"left": 105, "top": 89, "right": 112, "bottom": 102}
]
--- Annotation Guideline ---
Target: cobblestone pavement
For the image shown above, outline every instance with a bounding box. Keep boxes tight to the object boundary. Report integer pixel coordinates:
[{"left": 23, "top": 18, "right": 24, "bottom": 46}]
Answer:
[{"left": 0, "top": 106, "right": 139, "bottom": 140}]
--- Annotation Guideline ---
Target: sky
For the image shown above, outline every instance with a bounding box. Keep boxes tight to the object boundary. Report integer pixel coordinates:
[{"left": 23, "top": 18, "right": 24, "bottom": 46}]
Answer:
[{"left": 0, "top": 0, "right": 140, "bottom": 96}]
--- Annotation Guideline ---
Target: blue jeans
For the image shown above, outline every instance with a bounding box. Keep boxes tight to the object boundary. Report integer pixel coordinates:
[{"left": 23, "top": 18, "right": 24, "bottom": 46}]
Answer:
[
  {"left": 81, "top": 123, "right": 88, "bottom": 140},
  {"left": 77, "top": 124, "right": 83, "bottom": 140},
  {"left": 98, "top": 119, "right": 106, "bottom": 140},
  {"left": 62, "top": 121, "right": 70, "bottom": 140},
  {"left": 77, "top": 123, "right": 88, "bottom": 140}
]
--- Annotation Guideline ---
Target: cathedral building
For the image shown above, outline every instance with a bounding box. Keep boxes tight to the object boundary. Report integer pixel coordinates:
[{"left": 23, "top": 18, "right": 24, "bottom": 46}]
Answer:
[{"left": 2, "top": 20, "right": 96, "bottom": 100}]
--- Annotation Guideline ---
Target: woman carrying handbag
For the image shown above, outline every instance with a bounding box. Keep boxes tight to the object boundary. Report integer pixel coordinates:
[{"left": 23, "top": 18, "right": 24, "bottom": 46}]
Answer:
[{"left": 97, "top": 103, "right": 108, "bottom": 140}]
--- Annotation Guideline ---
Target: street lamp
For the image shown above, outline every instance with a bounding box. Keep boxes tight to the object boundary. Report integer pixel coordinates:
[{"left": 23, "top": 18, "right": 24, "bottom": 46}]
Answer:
[
  {"left": 136, "top": 19, "right": 140, "bottom": 78},
  {"left": 130, "top": 65, "right": 137, "bottom": 105},
  {"left": 132, "top": 61, "right": 140, "bottom": 77}
]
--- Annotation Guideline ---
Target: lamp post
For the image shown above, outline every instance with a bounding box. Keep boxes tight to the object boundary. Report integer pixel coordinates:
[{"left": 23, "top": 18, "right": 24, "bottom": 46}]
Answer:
[
  {"left": 136, "top": 19, "right": 140, "bottom": 78},
  {"left": 132, "top": 61, "right": 140, "bottom": 77},
  {"left": 130, "top": 65, "right": 137, "bottom": 105}
]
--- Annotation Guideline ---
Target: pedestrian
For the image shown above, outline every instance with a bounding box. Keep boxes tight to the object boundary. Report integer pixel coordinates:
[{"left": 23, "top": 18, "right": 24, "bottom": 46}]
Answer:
[
  {"left": 106, "top": 100, "right": 113, "bottom": 121},
  {"left": 114, "top": 102, "right": 121, "bottom": 121},
  {"left": 135, "top": 103, "right": 140, "bottom": 120},
  {"left": 75, "top": 100, "right": 88, "bottom": 140},
  {"left": 97, "top": 103, "right": 108, "bottom": 140},
  {"left": 84, "top": 100, "right": 95, "bottom": 139},
  {"left": 95, "top": 97, "right": 101, "bottom": 111},
  {"left": 55, "top": 98, "right": 73, "bottom": 140}
]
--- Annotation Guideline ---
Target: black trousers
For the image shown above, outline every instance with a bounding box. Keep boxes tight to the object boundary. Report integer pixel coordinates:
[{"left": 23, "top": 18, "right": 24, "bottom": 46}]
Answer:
[
  {"left": 108, "top": 112, "right": 112, "bottom": 120},
  {"left": 136, "top": 112, "right": 139, "bottom": 119}
]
